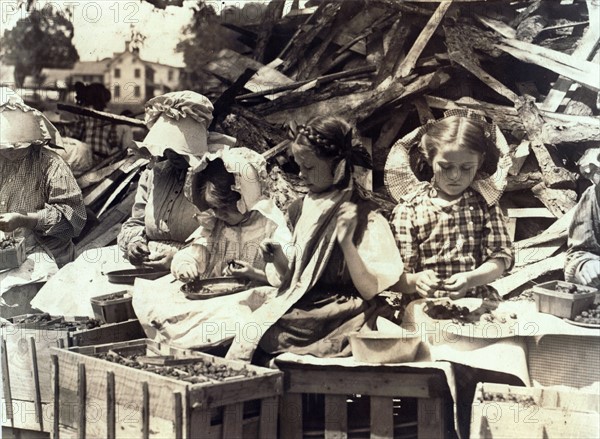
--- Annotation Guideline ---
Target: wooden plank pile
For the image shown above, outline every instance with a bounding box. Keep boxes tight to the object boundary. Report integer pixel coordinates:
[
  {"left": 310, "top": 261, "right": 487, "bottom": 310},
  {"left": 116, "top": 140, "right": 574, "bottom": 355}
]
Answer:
[{"left": 199, "top": 0, "right": 599, "bottom": 296}]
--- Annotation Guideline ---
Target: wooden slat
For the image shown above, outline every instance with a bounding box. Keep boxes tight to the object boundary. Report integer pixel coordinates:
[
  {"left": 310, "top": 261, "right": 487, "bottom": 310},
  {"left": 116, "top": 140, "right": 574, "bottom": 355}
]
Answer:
[
  {"left": 236, "top": 65, "right": 376, "bottom": 101},
  {"left": 375, "top": 18, "right": 410, "bottom": 85},
  {"left": 516, "top": 97, "right": 576, "bottom": 189},
  {"left": 222, "top": 402, "right": 244, "bottom": 439},
  {"left": 531, "top": 183, "right": 577, "bottom": 217},
  {"left": 418, "top": 397, "right": 446, "bottom": 439},
  {"left": 507, "top": 207, "right": 556, "bottom": 218},
  {"left": 57, "top": 103, "right": 146, "bottom": 127},
  {"left": 106, "top": 371, "right": 116, "bottom": 439},
  {"left": 496, "top": 38, "right": 600, "bottom": 92},
  {"left": 142, "top": 382, "right": 150, "bottom": 439},
  {"left": 78, "top": 363, "right": 86, "bottom": 439},
  {"left": 29, "top": 337, "right": 44, "bottom": 431},
  {"left": 370, "top": 396, "right": 393, "bottom": 439},
  {"left": 74, "top": 190, "right": 136, "bottom": 256},
  {"left": 324, "top": 395, "right": 347, "bottom": 439},
  {"left": 279, "top": 393, "right": 303, "bottom": 439},
  {"left": 372, "top": 106, "right": 410, "bottom": 172},
  {"left": 189, "top": 372, "right": 282, "bottom": 410},
  {"left": 189, "top": 407, "right": 211, "bottom": 438},
  {"left": 476, "top": 15, "right": 517, "bottom": 38},
  {"left": 174, "top": 392, "right": 183, "bottom": 439},
  {"left": 252, "top": 0, "right": 285, "bottom": 63},
  {"left": 266, "top": 70, "right": 449, "bottom": 126},
  {"left": 53, "top": 354, "right": 59, "bottom": 438},
  {"left": 286, "top": 369, "right": 432, "bottom": 398},
  {"left": 491, "top": 253, "right": 566, "bottom": 297},
  {"left": 540, "top": 28, "right": 600, "bottom": 111},
  {"left": 508, "top": 140, "right": 531, "bottom": 176},
  {"left": 396, "top": 1, "right": 453, "bottom": 78},
  {"left": 259, "top": 396, "right": 278, "bottom": 439},
  {"left": 1, "top": 338, "right": 14, "bottom": 425}
]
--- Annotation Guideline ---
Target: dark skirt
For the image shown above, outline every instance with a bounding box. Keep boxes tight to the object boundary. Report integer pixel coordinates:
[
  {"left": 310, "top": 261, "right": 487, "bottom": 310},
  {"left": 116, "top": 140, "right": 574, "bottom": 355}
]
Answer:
[{"left": 259, "top": 287, "right": 395, "bottom": 358}]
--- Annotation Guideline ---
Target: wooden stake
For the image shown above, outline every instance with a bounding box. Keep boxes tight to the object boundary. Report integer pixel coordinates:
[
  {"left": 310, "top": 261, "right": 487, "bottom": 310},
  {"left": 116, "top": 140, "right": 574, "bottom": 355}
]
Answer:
[
  {"left": 396, "top": 1, "right": 453, "bottom": 78},
  {"left": 29, "top": 337, "right": 44, "bottom": 431}
]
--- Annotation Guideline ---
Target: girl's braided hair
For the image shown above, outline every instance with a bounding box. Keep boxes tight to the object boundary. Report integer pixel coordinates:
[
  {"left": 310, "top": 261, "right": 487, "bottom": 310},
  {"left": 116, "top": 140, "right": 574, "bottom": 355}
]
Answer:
[{"left": 288, "top": 116, "right": 372, "bottom": 188}]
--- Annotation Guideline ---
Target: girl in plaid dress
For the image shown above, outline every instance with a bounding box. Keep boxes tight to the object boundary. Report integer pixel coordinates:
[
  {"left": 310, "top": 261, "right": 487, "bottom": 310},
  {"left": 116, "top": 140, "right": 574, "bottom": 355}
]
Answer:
[{"left": 388, "top": 112, "right": 513, "bottom": 300}]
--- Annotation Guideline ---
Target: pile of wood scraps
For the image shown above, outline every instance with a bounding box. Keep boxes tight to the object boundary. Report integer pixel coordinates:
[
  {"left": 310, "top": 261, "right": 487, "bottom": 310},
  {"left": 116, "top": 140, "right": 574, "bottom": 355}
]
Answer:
[
  {"left": 199, "top": 0, "right": 599, "bottom": 295},
  {"left": 53, "top": 105, "right": 149, "bottom": 254}
]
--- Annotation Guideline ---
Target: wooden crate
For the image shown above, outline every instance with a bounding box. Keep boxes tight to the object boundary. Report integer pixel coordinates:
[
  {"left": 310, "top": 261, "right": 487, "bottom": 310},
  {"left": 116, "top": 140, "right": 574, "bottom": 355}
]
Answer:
[
  {"left": 1, "top": 316, "right": 145, "bottom": 432},
  {"left": 276, "top": 359, "right": 450, "bottom": 439},
  {"left": 470, "top": 382, "right": 600, "bottom": 439},
  {"left": 50, "top": 339, "right": 283, "bottom": 439}
]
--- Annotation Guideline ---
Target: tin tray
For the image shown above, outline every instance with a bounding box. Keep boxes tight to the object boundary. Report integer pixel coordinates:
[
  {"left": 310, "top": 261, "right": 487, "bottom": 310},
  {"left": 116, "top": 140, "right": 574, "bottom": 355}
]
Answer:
[{"left": 181, "top": 277, "right": 249, "bottom": 300}]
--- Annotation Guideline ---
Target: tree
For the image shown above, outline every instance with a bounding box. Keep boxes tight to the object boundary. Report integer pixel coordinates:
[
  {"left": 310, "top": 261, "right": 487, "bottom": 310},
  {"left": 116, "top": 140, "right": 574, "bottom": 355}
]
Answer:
[{"left": 1, "top": 4, "right": 79, "bottom": 88}]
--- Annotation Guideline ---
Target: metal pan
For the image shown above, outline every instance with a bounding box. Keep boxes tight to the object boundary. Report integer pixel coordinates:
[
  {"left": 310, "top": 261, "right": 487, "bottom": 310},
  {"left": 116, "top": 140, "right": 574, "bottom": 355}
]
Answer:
[
  {"left": 105, "top": 267, "right": 170, "bottom": 284},
  {"left": 182, "top": 277, "right": 249, "bottom": 300}
]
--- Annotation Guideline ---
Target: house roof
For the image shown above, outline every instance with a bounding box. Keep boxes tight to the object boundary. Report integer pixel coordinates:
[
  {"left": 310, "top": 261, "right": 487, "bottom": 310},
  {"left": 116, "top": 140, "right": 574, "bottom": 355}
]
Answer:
[
  {"left": 71, "top": 60, "right": 109, "bottom": 75},
  {"left": 145, "top": 60, "right": 183, "bottom": 70}
]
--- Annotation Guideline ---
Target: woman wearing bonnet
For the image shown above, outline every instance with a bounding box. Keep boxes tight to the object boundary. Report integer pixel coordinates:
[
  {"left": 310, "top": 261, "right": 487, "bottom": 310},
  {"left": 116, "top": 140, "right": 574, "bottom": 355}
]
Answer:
[
  {"left": 132, "top": 147, "right": 292, "bottom": 350},
  {"left": 0, "top": 88, "right": 86, "bottom": 316},
  {"left": 117, "top": 91, "right": 236, "bottom": 270},
  {"left": 31, "top": 91, "right": 236, "bottom": 317}
]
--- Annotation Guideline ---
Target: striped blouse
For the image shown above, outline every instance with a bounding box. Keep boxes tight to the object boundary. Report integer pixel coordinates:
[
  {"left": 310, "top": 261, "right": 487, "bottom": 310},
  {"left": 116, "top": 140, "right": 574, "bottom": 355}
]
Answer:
[{"left": 117, "top": 160, "right": 201, "bottom": 255}]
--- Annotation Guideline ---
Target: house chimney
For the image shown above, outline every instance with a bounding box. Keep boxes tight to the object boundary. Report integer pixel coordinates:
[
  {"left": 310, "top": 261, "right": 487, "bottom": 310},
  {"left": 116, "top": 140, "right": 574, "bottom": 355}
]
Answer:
[{"left": 125, "top": 41, "right": 131, "bottom": 52}]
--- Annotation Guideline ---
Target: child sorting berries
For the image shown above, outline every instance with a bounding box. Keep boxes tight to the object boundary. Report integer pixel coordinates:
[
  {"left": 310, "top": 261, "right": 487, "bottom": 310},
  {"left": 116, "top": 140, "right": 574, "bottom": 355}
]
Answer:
[{"left": 386, "top": 110, "right": 514, "bottom": 300}]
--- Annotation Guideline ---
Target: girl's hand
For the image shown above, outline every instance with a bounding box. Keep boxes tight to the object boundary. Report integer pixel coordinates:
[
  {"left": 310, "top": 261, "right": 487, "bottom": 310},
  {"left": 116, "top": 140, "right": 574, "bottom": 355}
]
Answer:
[
  {"left": 126, "top": 240, "right": 150, "bottom": 265},
  {"left": 444, "top": 273, "right": 471, "bottom": 300},
  {"left": 260, "top": 239, "right": 284, "bottom": 263},
  {"left": 0, "top": 213, "right": 32, "bottom": 232},
  {"left": 576, "top": 260, "right": 600, "bottom": 288},
  {"left": 173, "top": 263, "right": 199, "bottom": 283},
  {"left": 223, "top": 259, "right": 256, "bottom": 280},
  {"left": 336, "top": 202, "right": 358, "bottom": 245},
  {"left": 143, "top": 249, "right": 175, "bottom": 271},
  {"left": 415, "top": 270, "right": 442, "bottom": 298}
]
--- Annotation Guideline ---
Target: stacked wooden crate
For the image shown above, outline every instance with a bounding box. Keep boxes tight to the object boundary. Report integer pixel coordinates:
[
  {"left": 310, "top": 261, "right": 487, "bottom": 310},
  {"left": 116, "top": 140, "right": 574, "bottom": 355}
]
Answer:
[
  {"left": 50, "top": 339, "right": 283, "bottom": 438},
  {"left": 470, "top": 382, "right": 600, "bottom": 438},
  {"left": 1, "top": 315, "right": 145, "bottom": 433}
]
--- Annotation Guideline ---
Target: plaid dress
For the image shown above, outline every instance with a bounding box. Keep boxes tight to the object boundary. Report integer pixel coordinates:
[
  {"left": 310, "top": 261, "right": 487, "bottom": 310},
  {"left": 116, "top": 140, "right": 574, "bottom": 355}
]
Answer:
[
  {"left": 391, "top": 183, "right": 513, "bottom": 298},
  {"left": 67, "top": 116, "right": 120, "bottom": 161},
  {"left": 0, "top": 146, "right": 86, "bottom": 266}
]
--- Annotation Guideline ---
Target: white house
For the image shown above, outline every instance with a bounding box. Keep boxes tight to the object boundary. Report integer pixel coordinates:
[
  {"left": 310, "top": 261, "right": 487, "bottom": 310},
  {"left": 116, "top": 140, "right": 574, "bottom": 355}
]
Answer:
[{"left": 105, "top": 42, "right": 182, "bottom": 106}]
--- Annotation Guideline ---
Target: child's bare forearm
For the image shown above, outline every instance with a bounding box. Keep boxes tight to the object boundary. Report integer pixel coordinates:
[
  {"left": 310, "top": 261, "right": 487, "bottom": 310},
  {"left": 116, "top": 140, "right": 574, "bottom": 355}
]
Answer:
[
  {"left": 393, "top": 273, "right": 418, "bottom": 294},
  {"left": 273, "top": 254, "right": 290, "bottom": 280},
  {"left": 465, "top": 259, "right": 506, "bottom": 289}
]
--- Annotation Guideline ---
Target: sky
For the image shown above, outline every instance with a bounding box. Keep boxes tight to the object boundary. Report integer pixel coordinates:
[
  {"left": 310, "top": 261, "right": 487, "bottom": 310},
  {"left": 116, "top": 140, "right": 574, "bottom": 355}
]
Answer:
[{"left": 0, "top": 0, "right": 302, "bottom": 68}]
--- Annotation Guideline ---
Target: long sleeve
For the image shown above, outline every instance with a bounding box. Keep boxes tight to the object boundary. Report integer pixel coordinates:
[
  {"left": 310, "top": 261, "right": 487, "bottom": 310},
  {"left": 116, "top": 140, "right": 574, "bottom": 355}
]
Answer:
[
  {"left": 391, "top": 203, "right": 419, "bottom": 273},
  {"left": 117, "top": 168, "right": 151, "bottom": 252},
  {"left": 565, "top": 185, "right": 600, "bottom": 282},
  {"left": 33, "top": 152, "right": 86, "bottom": 239}
]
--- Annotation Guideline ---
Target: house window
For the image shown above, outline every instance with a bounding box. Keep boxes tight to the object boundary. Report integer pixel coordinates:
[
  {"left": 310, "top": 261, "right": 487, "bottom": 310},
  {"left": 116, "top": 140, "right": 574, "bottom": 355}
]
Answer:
[
  {"left": 114, "top": 85, "right": 120, "bottom": 99},
  {"left": 134, "top": 86, "right": 141, "bottom": 98},
  {"left": 114, "top": 68, "right": 121, "bottom": 79},
  {"left": 134, "top": 68, "right": 141, "bottom": 79},
  {"left": 168, "top": 70, "right": 173, "bottom": 81}
]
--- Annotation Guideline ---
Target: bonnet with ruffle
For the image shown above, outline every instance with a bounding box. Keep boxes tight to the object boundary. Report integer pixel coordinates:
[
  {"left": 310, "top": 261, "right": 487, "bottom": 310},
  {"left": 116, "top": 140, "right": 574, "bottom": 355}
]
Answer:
[
  {"left": 0, "top": 87, "right": 63, "bottom": 150},
  {"left": 184, "top": 146, "right": 268, "bottom": 215},
  {"left": 384, "top": 108, "right": 512, "bottom": 205},
  {"left": 133, "top": 90, "right": 235, "bottom": 166}
]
